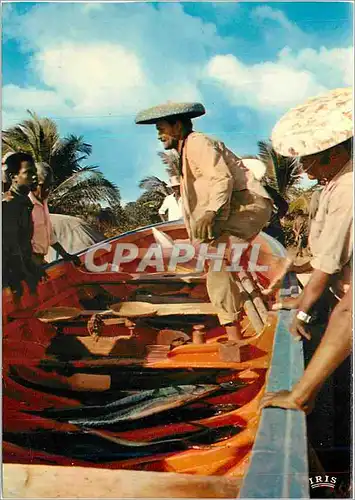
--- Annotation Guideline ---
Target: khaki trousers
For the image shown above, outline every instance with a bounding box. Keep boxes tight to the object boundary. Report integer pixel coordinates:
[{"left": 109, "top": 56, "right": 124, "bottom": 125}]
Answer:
[{"left": 207, "top": 192, "right": 272, "bottom": 325}]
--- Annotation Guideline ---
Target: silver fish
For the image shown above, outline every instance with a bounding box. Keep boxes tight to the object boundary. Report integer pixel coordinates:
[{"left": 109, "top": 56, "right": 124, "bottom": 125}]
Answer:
[{"left": 70, "top": 384, "right": 218, "bottom": 426}]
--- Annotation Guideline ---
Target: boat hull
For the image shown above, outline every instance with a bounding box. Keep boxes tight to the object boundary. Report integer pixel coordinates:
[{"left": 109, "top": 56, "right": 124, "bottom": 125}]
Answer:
[{"left": 2, "top": 221, "right": 309, "bottom": 498}]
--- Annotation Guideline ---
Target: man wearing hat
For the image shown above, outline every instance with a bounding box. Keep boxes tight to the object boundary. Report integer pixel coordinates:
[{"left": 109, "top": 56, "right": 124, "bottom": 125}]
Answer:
[
  {"left": 136, "top": 102, "right": 273, "bottom": 341},
  {"left": 158, "top": 176, "right": 183, "bottom": 222},
  {"left": 270, "top": 87, "right": 353, "bottom": 340}
]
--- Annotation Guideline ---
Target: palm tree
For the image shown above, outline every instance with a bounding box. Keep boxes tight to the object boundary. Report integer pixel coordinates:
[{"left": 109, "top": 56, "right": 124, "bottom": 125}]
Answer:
[
  {"left": 257, "top": 140, "right": 301, "bottom": 198},
  {"left": 2, "top": 111, "right": 60, "bottom": 163},
  {"left": 139, "top": 176, "right": 170, "bottom": 196},
  {"left": 2, "top": 110, "right": 122, "bottom": 218},
  {"left": 50, "top": 134, "right": 93, "bottom": 187},
  {"left": 158, "top": 151, "right": 180, "bottom": 178},
  {"left": 48, "top": 167, "right": 121, "bottom": 218}
]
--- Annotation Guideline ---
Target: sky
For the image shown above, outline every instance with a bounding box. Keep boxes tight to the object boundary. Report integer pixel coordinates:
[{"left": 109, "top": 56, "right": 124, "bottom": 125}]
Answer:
[{"left": 2, "top": 1, "right": 353, "bottom": 203}]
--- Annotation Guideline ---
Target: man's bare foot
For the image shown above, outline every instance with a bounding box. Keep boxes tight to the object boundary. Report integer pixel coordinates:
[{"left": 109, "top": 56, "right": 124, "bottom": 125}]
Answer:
[
  {"left": 262, "top": 257, "right": 294, "bottom": 296},
  {"left": 225, "top": 323, "right": 243, "bottom": 341}
]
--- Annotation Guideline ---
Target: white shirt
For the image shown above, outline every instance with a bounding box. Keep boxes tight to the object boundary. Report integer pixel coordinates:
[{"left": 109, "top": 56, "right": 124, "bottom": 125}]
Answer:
[{"left": 158, "top": 194, "right": 183, "bottom": 221}]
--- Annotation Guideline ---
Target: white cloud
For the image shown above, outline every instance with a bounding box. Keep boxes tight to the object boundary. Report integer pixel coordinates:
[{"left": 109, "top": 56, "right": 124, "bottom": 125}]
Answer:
[
  {"left": 2, "top": 84, "right": 73, "bottom": 128},
  {"left": 278, "top": 46, "right": 354, "bottom": 87},
  {"left": 206, "top": 45, "right": 352, "bottom": 111},
  {"left": 206, "top": 55, "right": 325, "bottom": 110},
  {"left": 33, "top": 42, "right": 147, "bottom": 115},
  {"left": 2, "top": 3, "right": 211, "bottom": 125}
]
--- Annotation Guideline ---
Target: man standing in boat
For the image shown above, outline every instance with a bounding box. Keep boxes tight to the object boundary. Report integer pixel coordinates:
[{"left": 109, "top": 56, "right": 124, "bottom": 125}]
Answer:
[{"left": 135, "top": 102, "right": 273, "bottom": 341}]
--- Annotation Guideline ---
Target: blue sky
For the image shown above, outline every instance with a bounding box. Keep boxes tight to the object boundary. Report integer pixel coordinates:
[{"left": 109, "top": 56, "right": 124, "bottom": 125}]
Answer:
[{"left": 2, "top": 1, "right": 353, "bottom": 203}]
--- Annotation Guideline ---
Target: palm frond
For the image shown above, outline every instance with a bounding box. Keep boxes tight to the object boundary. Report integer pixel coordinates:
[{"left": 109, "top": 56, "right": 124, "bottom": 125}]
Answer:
[
  {"left": 139, "top": 175, "right": 170, "bottom": 196},
  {"left": 48, "top": 169, "right": 121, "bottom": 215},
  {"left": 158, "top": 151, "right": 180, "bottom": 177},
  {"left": 257, "top": 140, "right": 301, "bottom": 196}
]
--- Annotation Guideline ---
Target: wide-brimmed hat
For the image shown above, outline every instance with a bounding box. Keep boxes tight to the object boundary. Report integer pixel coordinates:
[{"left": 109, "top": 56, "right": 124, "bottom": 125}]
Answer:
[
  {"left": 242, "top": 158, "right": 266, "bottom": 181},
  {"left": 168, "top": 176, "right": 180, "bottom": 187},
  {"left": 135, "top": 102, "right": 206, "bottom": 124},
  {"left": 271, "top": 87, "right": 353, "bottom": 157}
]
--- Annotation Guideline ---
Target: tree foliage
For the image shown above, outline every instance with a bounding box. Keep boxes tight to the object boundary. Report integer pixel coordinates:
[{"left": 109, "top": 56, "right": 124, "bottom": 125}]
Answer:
[
  {"left": 257, "top": 140, "right": 301, "bottom": 197},
  {"left": 2, "top": 111, "right": 123, "bottom": 229}
]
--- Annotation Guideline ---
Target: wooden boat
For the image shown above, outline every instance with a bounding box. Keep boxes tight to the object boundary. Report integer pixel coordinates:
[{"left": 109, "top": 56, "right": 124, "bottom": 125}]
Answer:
[{"left": 2, "top": 221, "right": 309, "bottom": 498}]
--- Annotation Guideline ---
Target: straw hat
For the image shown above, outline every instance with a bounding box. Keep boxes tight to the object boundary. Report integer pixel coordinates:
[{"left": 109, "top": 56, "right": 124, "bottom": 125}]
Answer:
[
  {"left": 242, "top": 158, "right": 266, "bottom": 181},
  {"left": 168, "top": 176, "right": 180, "bottom": 187},
  {"left": 271, "top": 87, "right": 353, "bottom": 157},
  {"left": 135, "top": 102, "right": 206, "bottom": 124}
]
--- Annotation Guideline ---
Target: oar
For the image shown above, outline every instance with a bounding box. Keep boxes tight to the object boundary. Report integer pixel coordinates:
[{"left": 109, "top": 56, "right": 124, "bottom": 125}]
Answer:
[{"left": 237, "top": 270, "right": 269, "bottom": 324}]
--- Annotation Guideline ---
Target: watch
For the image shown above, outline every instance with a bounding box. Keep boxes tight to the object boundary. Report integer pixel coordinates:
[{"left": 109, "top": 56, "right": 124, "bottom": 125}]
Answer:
[{"left": 296, "top": 310, "right": 312, "bottom": 324}]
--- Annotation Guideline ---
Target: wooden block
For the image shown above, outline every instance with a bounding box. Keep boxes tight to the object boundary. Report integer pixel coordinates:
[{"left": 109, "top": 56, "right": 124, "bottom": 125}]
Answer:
[{"left": 218, "top": 341, "right": 241, "bottom": 362}]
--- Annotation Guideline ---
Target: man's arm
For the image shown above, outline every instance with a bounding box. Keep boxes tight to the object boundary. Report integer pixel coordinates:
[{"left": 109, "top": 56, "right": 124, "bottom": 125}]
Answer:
[
  {"left": 276, "top": 186, "right": 352, "bottom": 338},
  {"left": 261, "top": 285, "right": 352, "bottom": 412},
  {"left": 187, "top": 135, "right": 233, "bottom": 241},
  {"left": 188, "top": 135, "right": 233, "bottom": 215}
]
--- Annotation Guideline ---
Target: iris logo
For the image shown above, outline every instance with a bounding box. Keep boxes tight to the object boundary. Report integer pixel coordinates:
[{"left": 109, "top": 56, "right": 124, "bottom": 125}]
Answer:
[{"left": 309, "top": 475, "right": 337, "bottom": 489}]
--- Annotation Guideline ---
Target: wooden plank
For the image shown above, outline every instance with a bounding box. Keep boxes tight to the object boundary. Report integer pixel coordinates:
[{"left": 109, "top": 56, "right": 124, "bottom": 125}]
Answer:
[
  {"left": 154, "top": 302, "right": 216, "bottom": 316},
  {"left": 2, "top": 464, "right": 241, "bottom": 499}
]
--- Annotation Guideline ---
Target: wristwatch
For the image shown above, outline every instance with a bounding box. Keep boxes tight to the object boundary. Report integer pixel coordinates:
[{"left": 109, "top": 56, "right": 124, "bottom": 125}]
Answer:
[{"left": 296, "top": 310, "right": 312, "bottom": 324}]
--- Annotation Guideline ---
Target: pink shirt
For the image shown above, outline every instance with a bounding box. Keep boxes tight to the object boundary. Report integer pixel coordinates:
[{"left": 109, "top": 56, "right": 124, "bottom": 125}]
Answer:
[{"left": 28, "top": 193, "right": 56, "bottom": 254}]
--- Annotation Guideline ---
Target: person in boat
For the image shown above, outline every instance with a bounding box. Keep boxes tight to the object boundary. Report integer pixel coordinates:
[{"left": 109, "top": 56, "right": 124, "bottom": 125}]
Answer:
[
  {"left": 158, "top": 176, "right": 183, "bottom": 222},
  {"left": 266, "top": 87, "right": 353, "bottom": 340},
  {"left": 135, "top": 102, "right": 273, "bottom": 341},
  {"left": 260, "top": 283, "right": 352, "bottom": 412},
  {"left": 2, "top": 152, "right": 45, "bottom": 295},
  {"left": 29, "top": 162, "right": 81, "bottom": 266}
]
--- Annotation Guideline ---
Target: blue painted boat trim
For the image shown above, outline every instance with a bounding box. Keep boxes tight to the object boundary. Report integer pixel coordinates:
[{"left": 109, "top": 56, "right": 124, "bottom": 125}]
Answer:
[{"left": 240, "top": 237, "right": 309, "bottom": 499}]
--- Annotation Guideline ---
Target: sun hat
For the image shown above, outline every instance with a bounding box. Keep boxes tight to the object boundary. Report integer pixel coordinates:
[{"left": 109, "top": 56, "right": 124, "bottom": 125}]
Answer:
[
  {"left": 271, "top": 87, "right": 353, "bottom": 157},
  {"left": 168, "top": 176, "right": 180, "bottom": 187},
  {"left": 135, "top": 102, "right": 206, "bottom": 124},
  {"left": 242, "top": 158, "right": 266, "bottom": 181}
]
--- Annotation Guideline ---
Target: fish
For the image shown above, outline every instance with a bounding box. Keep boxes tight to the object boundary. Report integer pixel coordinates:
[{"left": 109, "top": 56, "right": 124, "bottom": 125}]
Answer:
[
  {"left": 69, "top": 385, "right": 219, "bottom": 427},
  {"left": 28, "top": 388, "right": 163, "bottom": 420},
  {"left": 85, "top": 424, "right": 240, "bottom": 449},
  {"left": 27, "top": 379, "right": 244, "bottom": 421},
  {"left": 85, "top": 425, "right": 210, "bottom": 448},
  {"left": 4, "top": 424, "right": 241, "bottom": 463}
]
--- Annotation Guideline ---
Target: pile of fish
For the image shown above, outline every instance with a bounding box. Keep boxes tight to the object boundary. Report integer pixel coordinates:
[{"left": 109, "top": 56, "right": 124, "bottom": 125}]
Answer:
[{"left": 5, "top": 371, "right": 246, "bottom": 462}]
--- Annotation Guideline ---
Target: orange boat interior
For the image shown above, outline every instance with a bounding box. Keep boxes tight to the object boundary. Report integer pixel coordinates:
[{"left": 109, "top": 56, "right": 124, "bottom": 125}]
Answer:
[{"left": 3, "top": 223, "right": 287, "bottom": 485}]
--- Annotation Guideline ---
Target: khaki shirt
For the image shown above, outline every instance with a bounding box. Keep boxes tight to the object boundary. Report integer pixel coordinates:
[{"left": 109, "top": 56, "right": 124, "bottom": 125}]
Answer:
[
  {"left": 180, "top": 132, "right": 271, "bottom": 238},
  {"left": 309, "top": 160, "right": 353, "bottom": 296}
]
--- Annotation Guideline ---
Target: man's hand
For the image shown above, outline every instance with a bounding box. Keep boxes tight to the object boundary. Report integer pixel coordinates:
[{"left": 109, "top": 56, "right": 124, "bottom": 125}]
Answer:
[
  {"left": 260, "top": 390, "right": 313, "bottom": 413},
  {"left": 289, "top": 314, "right": 311, "bottom": 341},
  {"left": 271, "top": 296, "right": 301, "bottom": 311},
  {"left": 195, "top": 211, "right": 216, "bottom": 241}
]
